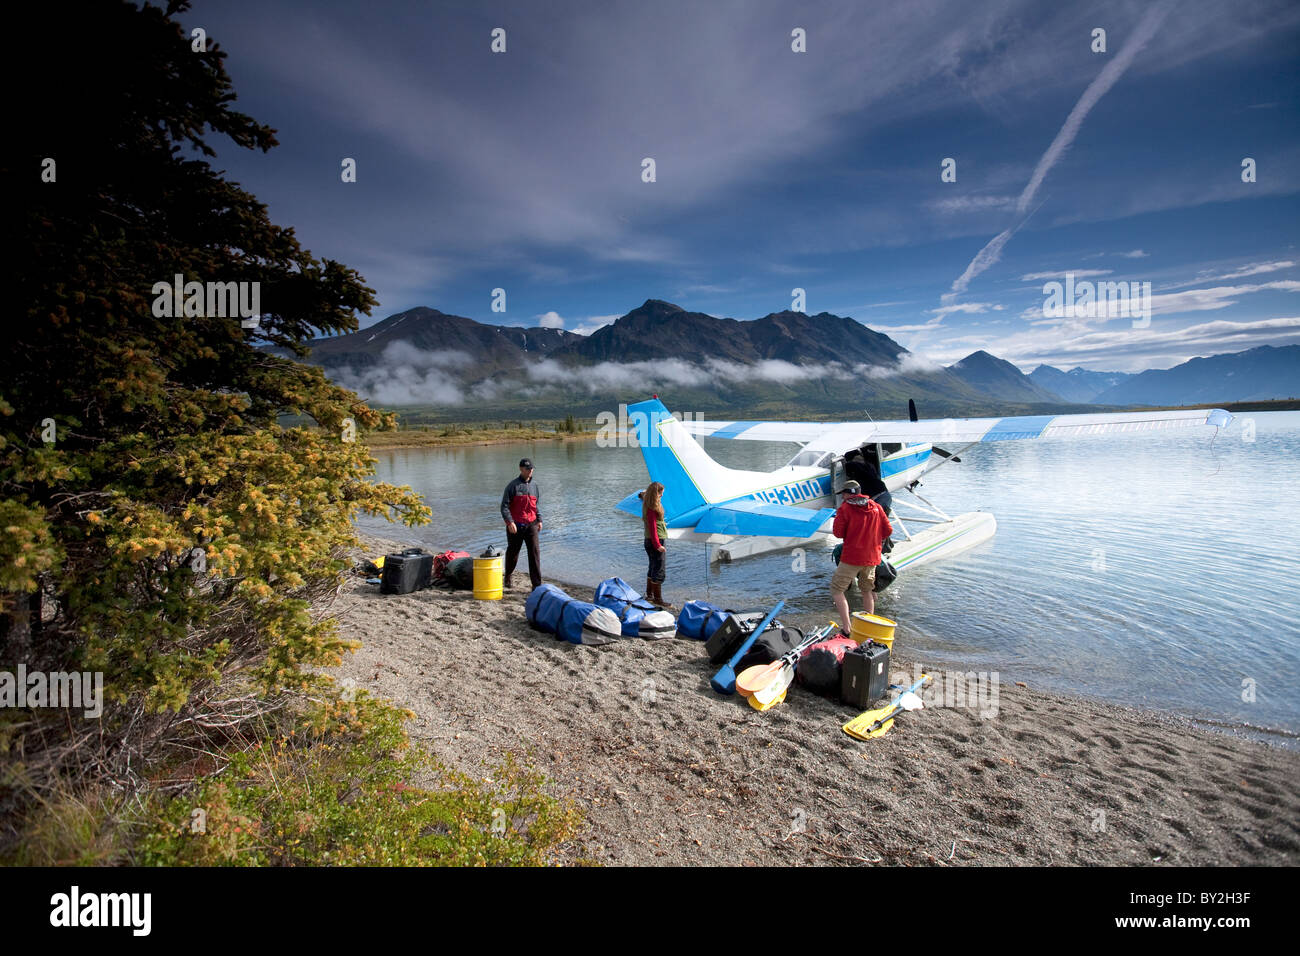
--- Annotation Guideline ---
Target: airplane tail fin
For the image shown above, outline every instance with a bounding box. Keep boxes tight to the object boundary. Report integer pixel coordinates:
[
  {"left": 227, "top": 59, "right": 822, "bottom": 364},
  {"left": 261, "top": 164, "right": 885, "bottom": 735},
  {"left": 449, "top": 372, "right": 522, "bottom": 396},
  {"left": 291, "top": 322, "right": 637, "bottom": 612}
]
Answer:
[{"left": 626, "top": 398, "right": 737, "bottom": 518}]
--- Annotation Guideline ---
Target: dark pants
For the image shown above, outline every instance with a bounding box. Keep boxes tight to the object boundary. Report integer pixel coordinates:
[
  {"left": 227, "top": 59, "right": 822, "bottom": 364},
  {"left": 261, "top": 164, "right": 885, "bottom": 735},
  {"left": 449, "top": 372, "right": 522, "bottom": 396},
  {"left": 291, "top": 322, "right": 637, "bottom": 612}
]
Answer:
[
  {"left": 644, "top": 539, "right": 666, "bottom": 583},
  {"left": 506, "top": 522, "right": 541, "bottom": 588}
]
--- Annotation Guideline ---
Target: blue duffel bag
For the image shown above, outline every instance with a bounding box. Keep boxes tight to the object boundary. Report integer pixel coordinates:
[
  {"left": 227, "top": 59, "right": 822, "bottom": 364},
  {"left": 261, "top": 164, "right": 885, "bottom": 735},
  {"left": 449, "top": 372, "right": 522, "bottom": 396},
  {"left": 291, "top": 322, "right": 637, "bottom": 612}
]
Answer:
[
  {"left": 593, "top": 577, "right": 676, "bottom": 639},
  {"left": 676, "top": 599, "right": 729, "bottom": 641},
  {"left": 525, "top": 583, "right": 622, "bottom": 646}
]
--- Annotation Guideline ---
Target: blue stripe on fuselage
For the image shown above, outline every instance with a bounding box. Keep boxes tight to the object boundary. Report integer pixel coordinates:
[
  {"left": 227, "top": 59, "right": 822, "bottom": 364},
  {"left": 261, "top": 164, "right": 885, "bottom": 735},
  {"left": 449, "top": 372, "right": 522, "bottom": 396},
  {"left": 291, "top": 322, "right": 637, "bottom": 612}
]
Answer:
[
  {"left": 881, "top": 448, "right": 930, "bottom": 478},
  {"left": 982, "top": 415, "right": 1056, "bottom": 441}
]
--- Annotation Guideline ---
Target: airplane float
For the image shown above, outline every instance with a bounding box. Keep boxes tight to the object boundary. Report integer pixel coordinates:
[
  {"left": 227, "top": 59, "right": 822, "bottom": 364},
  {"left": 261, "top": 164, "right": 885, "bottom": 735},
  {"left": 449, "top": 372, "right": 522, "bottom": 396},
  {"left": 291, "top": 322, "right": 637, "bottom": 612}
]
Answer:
[{"left": 615, "top": 396, "right": 1233, "bottom": 570}]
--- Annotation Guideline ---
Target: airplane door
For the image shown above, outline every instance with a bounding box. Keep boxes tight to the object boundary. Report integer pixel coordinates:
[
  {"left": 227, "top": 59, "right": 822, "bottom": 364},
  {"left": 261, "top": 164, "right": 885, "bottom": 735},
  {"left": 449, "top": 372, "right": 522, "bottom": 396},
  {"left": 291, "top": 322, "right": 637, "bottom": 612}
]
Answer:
[{"left": 830, "top": 456, "right": 846, "bottom": 495}]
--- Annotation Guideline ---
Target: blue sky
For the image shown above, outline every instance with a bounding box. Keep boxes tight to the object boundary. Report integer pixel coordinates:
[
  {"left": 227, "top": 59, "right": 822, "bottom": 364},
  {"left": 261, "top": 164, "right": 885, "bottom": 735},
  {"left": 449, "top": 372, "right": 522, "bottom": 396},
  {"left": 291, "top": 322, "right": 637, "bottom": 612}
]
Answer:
[{"left": 190, "top": 0, "right": 1299, "bottom": 372}]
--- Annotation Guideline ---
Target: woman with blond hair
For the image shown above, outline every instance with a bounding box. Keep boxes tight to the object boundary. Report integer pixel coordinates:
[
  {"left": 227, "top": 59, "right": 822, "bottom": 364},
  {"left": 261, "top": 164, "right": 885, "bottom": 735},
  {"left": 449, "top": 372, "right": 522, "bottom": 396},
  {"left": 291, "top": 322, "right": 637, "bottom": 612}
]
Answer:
[{"left": 640, "top": 481, "right": 671, "bottom": 608}]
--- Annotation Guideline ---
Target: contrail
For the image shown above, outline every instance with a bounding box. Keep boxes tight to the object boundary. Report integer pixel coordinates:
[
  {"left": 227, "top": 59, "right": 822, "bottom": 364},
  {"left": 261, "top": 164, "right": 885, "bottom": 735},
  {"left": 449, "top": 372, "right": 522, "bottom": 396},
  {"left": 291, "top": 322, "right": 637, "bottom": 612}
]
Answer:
[{"left": 945, "top": 0, "right": 1179, "bottom": 301}]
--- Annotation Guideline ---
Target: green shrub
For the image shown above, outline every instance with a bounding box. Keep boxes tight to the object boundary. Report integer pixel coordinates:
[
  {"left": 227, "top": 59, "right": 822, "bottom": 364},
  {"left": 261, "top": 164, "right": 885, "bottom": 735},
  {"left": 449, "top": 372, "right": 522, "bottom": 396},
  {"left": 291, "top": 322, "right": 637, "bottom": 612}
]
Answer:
[
  {"left": 134, "top": 694, "right": 581, "bottom": 866},
  {"left": 4, "top": 693, "right": 582, "bottom": 867}
]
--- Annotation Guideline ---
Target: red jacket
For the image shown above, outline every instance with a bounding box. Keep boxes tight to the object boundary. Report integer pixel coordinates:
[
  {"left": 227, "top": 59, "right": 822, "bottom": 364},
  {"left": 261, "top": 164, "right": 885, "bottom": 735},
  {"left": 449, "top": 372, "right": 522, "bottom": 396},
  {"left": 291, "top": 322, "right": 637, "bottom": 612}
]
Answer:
[
  {"left": 501, "top": 476, "right": 539, "bottom": 525},
  {"left": 832, "top": 495, "right": 892, "bottom": 566}
]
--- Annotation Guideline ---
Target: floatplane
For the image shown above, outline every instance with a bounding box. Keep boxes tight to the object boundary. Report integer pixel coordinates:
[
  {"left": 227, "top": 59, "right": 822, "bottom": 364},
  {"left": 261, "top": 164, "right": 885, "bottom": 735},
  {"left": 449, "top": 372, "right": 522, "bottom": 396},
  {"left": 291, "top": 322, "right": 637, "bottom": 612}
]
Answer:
[{"left": 615, "top": 396, "right": 1232, "bottom": 570}]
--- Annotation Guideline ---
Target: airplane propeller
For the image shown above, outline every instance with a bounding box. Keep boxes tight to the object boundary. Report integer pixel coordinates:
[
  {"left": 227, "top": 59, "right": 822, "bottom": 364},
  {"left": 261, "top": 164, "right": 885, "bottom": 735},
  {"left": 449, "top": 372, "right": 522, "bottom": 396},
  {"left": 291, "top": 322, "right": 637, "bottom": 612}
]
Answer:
[{"left": 908, "top": 398, "right": 961, "bottom": 462}]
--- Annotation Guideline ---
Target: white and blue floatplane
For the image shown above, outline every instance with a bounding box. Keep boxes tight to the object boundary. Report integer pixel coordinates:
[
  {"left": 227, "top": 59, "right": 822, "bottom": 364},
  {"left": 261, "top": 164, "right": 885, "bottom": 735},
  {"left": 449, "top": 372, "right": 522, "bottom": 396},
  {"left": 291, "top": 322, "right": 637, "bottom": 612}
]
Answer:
[{"left": 615, "top": 396, "right": 1232, "bottom": 571}]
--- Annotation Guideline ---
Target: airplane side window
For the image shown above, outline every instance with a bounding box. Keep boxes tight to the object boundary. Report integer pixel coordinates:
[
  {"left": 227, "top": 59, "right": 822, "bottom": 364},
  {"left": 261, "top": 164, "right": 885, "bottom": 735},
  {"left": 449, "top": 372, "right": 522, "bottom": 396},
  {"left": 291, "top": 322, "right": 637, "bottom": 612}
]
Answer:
[{"left": 786, "top": 450, "right": 824, "bottom": 467}]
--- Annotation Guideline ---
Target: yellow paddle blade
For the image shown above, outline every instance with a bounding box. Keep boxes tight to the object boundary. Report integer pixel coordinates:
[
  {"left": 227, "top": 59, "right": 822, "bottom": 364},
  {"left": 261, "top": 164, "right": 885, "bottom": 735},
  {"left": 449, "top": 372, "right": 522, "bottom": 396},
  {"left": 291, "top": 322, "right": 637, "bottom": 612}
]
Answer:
[
  {"left": 843, "top": 715, "right": 895, "bottom": 740},
  {"left": 748, "top": 686, "right": 787, "bottom": 712},
  {"left": 842, "top": 706, "right": 897, "bottom": 740},
  {"left": 735, "top": 661, "right": 782, "bottom": 697},
  {"left": 751, "top": 666, "right": 793, "bottom": 707}
]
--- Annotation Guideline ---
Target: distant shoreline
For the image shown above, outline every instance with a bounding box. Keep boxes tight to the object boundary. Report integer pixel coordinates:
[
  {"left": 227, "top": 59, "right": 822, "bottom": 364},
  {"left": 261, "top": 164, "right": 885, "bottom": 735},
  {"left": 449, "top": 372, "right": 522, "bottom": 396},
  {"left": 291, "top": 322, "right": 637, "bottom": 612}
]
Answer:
[
  {"left": 1133, "top": 399, "right": 1299, "bottom": 414},
  {"left": 364, "top": 428, "right": 606, "bottom": 450},
  {"left": 357, "top": 399, "right": 1291, "bottom": 450}
]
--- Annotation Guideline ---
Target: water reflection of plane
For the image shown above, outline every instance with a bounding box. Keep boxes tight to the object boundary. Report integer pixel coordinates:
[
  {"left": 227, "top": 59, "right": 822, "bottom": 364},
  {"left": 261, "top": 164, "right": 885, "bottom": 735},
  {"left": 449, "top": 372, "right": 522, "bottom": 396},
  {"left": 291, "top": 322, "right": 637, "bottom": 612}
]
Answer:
[{"left": 614, "top": 397, "right": 1232, "bottom": 568}]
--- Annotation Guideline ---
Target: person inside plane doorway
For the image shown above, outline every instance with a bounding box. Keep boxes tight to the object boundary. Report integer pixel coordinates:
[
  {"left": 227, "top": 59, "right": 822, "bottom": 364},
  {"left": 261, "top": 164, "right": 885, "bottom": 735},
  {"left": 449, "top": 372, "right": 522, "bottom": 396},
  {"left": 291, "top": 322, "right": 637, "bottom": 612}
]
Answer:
[{"left": 843, "top": 447, "right": 891, "bottom": 516}]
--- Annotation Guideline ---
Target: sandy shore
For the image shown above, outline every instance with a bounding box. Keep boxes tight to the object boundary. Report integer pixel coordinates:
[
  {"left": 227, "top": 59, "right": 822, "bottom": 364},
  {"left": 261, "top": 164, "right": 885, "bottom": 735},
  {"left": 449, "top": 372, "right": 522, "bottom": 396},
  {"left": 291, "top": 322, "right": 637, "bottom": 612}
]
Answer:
[{"left": 332, "top": 533, "right": 1300, "bottom": 866}]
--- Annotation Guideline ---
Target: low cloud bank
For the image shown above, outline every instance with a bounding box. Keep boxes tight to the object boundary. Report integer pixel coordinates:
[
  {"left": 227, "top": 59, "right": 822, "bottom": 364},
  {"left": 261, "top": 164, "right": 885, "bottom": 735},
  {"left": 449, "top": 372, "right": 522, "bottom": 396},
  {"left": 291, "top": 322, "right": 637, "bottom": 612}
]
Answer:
[{"left": 328, "top": 343, "right": 943, "bottom": 405}]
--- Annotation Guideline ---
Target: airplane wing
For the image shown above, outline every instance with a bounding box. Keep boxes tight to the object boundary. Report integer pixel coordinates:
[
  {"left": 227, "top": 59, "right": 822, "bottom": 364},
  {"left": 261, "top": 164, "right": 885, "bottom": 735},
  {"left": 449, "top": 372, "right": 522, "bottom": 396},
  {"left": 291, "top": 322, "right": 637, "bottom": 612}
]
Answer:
[
  {"left": 693, "top": 500, "right": 835, "bottom": 537},
  {"left": 680, "top": 408, "right": 1233, "bottom": 449}
]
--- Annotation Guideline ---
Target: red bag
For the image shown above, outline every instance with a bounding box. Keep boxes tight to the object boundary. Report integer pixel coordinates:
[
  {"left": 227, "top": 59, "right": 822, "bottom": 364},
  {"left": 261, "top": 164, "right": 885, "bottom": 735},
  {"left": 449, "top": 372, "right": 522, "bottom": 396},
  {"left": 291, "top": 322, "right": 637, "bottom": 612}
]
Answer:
[
  {"left": 432, "top": 550, "right": 470, "bottom": 581},
  {"left": 796, "top": 635, "right": 856, "bottom": 697}
]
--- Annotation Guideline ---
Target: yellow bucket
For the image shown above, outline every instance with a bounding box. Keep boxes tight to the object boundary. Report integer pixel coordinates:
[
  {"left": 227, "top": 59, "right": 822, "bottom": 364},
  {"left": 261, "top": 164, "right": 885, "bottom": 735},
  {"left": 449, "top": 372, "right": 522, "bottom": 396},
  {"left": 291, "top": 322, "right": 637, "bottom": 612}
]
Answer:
[
  {"left": 850, "top": 612, "right": 897, "bottom": 649},
  {"left": 473, "top": 555, "right": 503, "bottom": 601}
]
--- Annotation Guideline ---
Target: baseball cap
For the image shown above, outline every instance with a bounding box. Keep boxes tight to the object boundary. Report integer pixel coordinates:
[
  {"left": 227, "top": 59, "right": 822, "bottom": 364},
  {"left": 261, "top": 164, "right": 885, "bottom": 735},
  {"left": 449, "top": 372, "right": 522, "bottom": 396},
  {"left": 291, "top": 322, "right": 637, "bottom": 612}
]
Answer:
[
  {"left": 519, "top": 458, "right": 533, "bottom": 469},
  {"left": 841, "top": 480, "right": 861, "bottom": 494}
]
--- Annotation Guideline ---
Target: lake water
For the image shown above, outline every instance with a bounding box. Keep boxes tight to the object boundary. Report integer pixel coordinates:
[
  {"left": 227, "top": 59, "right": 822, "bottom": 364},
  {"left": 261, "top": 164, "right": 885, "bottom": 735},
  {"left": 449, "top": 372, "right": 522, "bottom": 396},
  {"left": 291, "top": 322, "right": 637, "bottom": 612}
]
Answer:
[{"left": 359, "top": 410, "right": 1300, "bottom": 742}]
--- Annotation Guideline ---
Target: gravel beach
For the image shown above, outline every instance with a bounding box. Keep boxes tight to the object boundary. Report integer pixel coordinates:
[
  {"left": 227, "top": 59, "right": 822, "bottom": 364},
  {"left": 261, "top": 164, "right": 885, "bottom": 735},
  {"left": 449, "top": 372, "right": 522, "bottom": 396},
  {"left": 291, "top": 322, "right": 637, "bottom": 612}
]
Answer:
[{"left": 333, "top": 533, "right": 1300, "bottom": 866}]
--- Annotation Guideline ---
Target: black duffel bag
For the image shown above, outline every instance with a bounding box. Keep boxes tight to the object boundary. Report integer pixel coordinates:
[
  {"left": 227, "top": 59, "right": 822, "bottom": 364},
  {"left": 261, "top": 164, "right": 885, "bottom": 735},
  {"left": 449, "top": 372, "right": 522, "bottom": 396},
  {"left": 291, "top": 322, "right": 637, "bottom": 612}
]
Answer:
[{"left": 735, "top": 625, "right": 803, "bottom": 673}]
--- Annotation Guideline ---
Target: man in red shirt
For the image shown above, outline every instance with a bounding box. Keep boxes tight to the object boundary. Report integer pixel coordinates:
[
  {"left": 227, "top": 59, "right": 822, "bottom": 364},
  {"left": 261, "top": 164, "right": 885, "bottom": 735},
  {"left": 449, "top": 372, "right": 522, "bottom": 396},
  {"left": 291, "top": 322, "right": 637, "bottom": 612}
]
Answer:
[{"left": 830, "top": 480, "right": 893, "bottom": 627}]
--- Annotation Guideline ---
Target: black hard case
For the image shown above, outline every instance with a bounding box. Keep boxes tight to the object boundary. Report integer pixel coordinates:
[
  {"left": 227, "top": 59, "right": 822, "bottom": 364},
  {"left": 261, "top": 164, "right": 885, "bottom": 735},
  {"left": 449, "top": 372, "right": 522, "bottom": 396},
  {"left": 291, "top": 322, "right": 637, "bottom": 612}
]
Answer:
[
  {"left": 840, "top": 641, "right": 891, "bottom": 708},
  {"left": 381, "top": 552, "right": 433, "bottom": 594},
  {"left": 705, "top": 608, "right": 775, "bottom": 663}
]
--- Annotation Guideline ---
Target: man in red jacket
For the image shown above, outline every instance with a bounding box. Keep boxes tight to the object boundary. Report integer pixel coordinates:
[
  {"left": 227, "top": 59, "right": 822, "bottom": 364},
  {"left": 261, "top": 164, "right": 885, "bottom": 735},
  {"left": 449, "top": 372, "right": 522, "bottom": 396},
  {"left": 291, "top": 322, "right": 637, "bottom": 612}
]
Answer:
[
  {"left": 501, "top": 458, "right": 542, "bottom": 590},
  {"left": 830, "top": 480, "right": 893, "bottom": 627}
]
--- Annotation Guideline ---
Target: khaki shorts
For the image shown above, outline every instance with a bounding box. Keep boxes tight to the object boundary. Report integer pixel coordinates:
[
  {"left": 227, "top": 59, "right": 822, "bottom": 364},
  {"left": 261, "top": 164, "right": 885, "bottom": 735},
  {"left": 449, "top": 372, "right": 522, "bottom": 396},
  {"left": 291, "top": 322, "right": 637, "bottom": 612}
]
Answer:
[{"left": 831, "top": 562, "right": 876, "bottom": 594}]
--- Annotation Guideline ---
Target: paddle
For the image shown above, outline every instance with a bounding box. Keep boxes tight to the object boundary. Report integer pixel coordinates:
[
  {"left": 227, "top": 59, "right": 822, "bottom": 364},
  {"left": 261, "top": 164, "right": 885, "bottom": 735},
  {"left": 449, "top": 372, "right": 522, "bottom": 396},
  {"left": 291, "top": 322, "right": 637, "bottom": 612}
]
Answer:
[
  {"left": 842, "top": 672, "right": 931, "bottom": 740},
  {"left": 747, "top": 665, "right": 794, "bottom": 711},
  {"left": 710, "top": 600, "right": 784, "bottom": 695},
  {"left": 736, "top": 621, "right": 838, "bottom": 698}
]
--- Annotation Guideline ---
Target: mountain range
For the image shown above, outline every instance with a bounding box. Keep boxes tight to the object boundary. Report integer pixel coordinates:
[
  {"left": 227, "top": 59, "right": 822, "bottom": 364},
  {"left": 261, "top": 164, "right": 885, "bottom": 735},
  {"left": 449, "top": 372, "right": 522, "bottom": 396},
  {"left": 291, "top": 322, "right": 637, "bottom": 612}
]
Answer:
[
  {"left": 287, "top": 301, "right": 1299, "bottom": 421},
  {"left": 1089, "top": 345, "right": 1299, "bottom": 405},
  {"left": 1028, "top": 364, "right": 1134, "bottom": 403}
]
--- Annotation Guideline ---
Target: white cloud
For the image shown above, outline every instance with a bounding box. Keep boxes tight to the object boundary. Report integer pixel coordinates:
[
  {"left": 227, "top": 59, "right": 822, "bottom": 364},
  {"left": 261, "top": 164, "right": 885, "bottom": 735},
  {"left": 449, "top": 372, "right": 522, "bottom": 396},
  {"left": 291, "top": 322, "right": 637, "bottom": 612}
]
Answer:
[
  {"left": 521, "top": 355, "right": 869, "bottom": 393},
  {"left": 877, "top": 303, "right": 1006, "bottom": 333},
  {"left": 871, "top": 316, "right": 946, "bottom": 334},
  {"left": 1020, "top": 269, "right": 1112, "bottom": 282},
  {"left": 1205, "top": 260, "right": 1295, "bottom": 281},
  {"left": 1146, "top": 281, "right": 1300, "bottom": 315},
  {"left": 863, "top": 351, "right": 945, "bottom": 377},
  {"left": 528, "top": 357, "right": 708, "bottom": 391},
  {"left": 946, "top": 0, "right": 1176, "bottom": 299},
  {"left": 1021, "top": 280, "right": 1300, "bottom": 326},
  {"left": 928, "top": 195, "right": 1016, "bottom": 214},
  {"left": 536, "top": 311, "right": 565, "bottom": 329},
  {"left": 931, "top": 302, "right": 1005, "bottom": 316},
  {"left": 567, "top": 314, "right": 620, "bottom": 337},
  {"left": 925, "top": 316, "right": 1300, "bottom": 372},
  {"left": 706, "top": 358, "right": 834, "bottom": 384},
  {"left": 1117, "top": 249, "right": 1150, "bottom": 259},
  {"left": 333, "top": 342, "right": 474, "bottom": 406}
]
